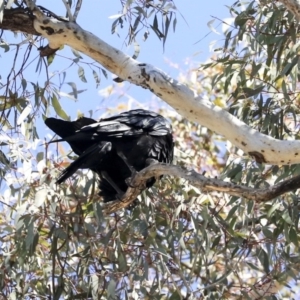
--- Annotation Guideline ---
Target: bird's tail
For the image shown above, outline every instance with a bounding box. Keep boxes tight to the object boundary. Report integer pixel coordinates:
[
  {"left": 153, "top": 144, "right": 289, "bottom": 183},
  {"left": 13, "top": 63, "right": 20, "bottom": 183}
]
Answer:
[{"left": 57, "top": 142, "right": 112, "bottom": 184}]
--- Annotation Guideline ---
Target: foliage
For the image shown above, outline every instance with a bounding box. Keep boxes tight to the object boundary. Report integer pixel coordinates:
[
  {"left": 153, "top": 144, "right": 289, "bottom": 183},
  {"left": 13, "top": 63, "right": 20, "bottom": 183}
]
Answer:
[
  {"left": 201, "top": 0, "right": 300, "bottom": 297},
  {"left": 111, "top": 0, "right": 178, "bottom": 52},
  {"left": 0, "top": 0, "right": 300, "bottom": 299}
]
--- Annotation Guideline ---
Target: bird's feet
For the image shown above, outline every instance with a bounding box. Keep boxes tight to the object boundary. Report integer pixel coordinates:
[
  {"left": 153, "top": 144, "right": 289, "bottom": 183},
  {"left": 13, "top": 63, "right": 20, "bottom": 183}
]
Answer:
[
  {"left": 145, "top": 158, "right": 159, "bottom": 166},
  {"left": 117, "top": 150, "right": 136, "bottom": 174},
  {"left": 101, "top": 171, "right": 124, "bottom": 195},
  {"left": 125, "top": 177, "right": 137, "bottom": 188}
]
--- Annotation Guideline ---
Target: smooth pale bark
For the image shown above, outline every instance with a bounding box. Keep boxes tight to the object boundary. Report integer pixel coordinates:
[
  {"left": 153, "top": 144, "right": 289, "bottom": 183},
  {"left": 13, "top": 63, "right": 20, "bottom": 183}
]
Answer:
[
  {"left": 4, "top": 1, "right": 297, "bottom": 297},
  {"left": 3, "top": 1, "right": 293, "bottom": 165}
]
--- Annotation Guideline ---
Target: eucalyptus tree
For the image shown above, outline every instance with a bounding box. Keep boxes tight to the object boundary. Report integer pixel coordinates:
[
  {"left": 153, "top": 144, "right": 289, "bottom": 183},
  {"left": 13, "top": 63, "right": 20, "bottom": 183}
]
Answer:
[{"left": 0, "top": 0, "right": 300, "bottom": 299}]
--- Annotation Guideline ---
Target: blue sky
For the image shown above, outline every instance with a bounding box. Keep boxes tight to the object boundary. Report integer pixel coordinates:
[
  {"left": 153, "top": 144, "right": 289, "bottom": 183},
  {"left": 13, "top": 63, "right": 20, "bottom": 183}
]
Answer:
[
  {"left": 8, "top": 0, "right": 233, "bottom": 120},
  {"left": 0, "top": 0, "right": 234, "bottom": 166},
  {"left": 73, "top": 0, "right": 233, "bottom": 116}
]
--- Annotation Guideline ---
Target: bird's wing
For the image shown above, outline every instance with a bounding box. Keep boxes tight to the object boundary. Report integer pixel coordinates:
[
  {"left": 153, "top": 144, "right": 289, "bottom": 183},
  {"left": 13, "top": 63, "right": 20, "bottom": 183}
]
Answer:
[
  {"left": 78, "top": 109, "right": 172, "bottom": 139},
  {"left": 101, "top": 109, "right": 172, "bottom": 136},
  {"left": 56, "top": 142, "right": 112, "bottom": 184},
  {"left": 148, "top": 138, "right": 173, "bottom": 163},
  {"left": 81, "top": 120, "right": 137, "bottom": 137},
  {"left": 46, "top": 110, "right": 172, "bottom": 145}
]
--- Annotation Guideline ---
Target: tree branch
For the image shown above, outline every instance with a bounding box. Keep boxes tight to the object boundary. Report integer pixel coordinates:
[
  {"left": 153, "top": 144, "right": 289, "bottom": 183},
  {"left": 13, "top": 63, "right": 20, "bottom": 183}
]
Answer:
[
  {"left": 0, "top": 8, "right": 39, "bottom": 35},
  {"left": 61, "top": 0, "right": 73, "bottom": 21},
  {"left": 73, "top": 0, "right": 82, "bottom": 21},
  {"left": 278, "top": 0, "right": 300, "bottom": 21},
  {"left": 2, "top": 3, "right": 300, "bottom": 165},
  {"left": 103, "top": 163, "right": 300, "bottom": 214}
]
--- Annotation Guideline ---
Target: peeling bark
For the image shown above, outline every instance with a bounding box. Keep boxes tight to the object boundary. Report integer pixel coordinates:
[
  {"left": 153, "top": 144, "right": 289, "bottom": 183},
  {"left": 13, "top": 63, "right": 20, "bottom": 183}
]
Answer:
[
  {"left": 104, "top": 163, "right": 300, "bottom": 214},
  {"left": 1, "top": 3, "right": 300, "bottom": 165},
  {"left": 1, "top": 8, "right": 39, "bottom": 35},
  {"left": 1, "top": 3, "right": 298, "bottom": 297}
]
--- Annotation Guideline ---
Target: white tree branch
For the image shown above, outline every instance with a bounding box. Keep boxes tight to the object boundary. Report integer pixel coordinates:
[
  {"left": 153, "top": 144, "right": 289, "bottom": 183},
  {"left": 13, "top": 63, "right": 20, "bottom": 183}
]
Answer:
[
  {"left": 16, "top": 2, "right": 300, "bottom": 165},
  {"left": 61, "top": 0, "right": 74, "bottom": 21}
]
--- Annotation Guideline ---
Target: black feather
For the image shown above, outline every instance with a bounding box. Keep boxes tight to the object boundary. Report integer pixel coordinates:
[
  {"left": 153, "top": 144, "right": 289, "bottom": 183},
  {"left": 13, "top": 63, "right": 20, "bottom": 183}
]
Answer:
[{"left": 45, "top": 109, "right": 174, "bottom": 202}]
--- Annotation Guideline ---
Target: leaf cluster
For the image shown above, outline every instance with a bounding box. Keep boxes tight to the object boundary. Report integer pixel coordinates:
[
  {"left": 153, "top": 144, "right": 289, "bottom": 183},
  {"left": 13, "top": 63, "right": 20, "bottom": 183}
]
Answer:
[{"left": 1, "top": 0, "right": 300, "bottom": 298}]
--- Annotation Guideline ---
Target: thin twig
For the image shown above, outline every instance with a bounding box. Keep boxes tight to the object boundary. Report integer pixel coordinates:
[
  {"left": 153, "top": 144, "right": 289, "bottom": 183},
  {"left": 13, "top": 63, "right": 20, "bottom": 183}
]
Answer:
[
  {"left": 62, "top": 0, "right": 73, "bottom": 21},
  {"left": 73, "top": 0, "right": 82, "bottom": 21}
]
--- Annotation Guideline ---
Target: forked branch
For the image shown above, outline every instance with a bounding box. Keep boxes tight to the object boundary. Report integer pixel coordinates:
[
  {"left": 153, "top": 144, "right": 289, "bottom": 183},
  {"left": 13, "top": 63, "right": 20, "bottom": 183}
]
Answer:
[{"left": 2, "top": 3, "right": 300, "bottom": 165}]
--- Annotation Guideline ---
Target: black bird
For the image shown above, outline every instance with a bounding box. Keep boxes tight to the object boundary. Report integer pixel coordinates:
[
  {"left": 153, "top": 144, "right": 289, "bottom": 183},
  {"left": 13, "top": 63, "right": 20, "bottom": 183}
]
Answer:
[{"left": 45, "top": 109, "right": 174, "bottom": 202}]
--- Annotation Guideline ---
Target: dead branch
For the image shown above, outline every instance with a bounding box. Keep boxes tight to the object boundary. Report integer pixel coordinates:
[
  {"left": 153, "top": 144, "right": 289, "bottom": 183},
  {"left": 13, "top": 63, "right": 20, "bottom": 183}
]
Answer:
[{"left": 104, "top": 163, "right": 300, "bottom": 214}]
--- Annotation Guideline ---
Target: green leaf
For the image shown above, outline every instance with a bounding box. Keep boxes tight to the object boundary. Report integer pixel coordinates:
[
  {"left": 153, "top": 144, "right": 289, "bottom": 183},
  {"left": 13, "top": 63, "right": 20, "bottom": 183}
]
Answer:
[
  {"left": 0, "top": 96, "right": 27, "bottom": 111},
  {"left": 169, "top": 291, "right": 181, "bottom": 300},
  {"left": 267, "top": 202, "right": 281, "bottom": 218},
  {"left": 107, "top": 279, "right": 116, "bottom": 299},
  {"left": 67, "top": 82, "right": 78, "bottom": 99},
  {"left": 226, "top": 164, "right": 243, "bottom": 180},
  {"left": 262, "top": 227, "right": 273, "bottom": 239},
  {"left": 21, "top": 78, "right": 27, "bottom": 92},
  {"left": 51, "top": 94, "right": 69, "bottom": 120},
  {"left": 34, "top": 189, "right": 47, "bottom": 207},
  {"left": 0, "top": 150, "right": 9, "bottom": 165},
  {"left": 132, "top": 41, "right": 140, "bottom": 60},
  {"left": 207, "top": 19, "right": 219, "bottom": 35},
  {"left": 280, "top": 55, "right": 299, "bottom": 76},
  {"left": 282, "top": 210, "right": 293, "bottom": 225},
  {"left": 226, "top": 205, "right": 239, "bottom": 221},
  {"left": 47, "top": 53, "right": 55, "bottom": 66},
  {"left": 92, "top": 70, "right": 100, "bottom": 88},
  {"left": 0, "top": 42, "right": 9, "bottom": 52},
  {"left": 72, "top": 49, "right": 82, "bottom": 59},
  {"left": 257, "top": 248, "right": 269, "bottom": 273},
  {"left": 78, "top": 66, "right": 87, "bottom": 83},
  {"left": 289, "top": 227, "right": 299, "bottom": 247}
]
